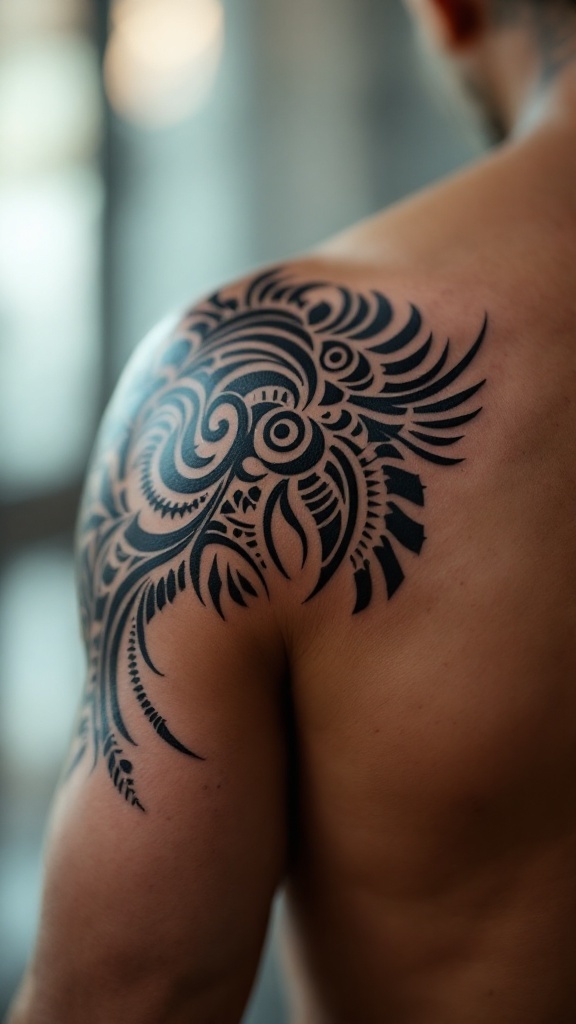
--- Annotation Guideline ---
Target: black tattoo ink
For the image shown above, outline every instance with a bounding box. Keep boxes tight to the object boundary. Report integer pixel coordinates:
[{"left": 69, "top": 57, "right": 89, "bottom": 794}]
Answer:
[{"left": 70, "top": 266, "right": 487, "bottom": 809}]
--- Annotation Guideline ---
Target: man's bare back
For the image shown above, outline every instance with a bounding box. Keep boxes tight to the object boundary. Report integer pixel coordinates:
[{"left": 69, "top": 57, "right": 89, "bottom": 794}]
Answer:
[
  {"left": 282, "top": 218, "right": 576, "bottom": 1024},
  {"left": 277, "top": 118, "right": 576, "bottom": 1023},
  {"left": 6, "top": 2, "right": 576, "bottom": 1023}
]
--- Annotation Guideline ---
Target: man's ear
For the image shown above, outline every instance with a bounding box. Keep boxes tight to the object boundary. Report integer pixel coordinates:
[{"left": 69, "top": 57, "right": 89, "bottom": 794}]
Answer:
[{"left": 404, "top": 0, "right": 487, "bottom": 50}]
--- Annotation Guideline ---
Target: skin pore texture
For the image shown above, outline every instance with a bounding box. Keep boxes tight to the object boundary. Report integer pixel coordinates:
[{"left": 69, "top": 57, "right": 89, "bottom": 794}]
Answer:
[{"left": 6, "top": 2, "right": 576, "bottom": 1023}]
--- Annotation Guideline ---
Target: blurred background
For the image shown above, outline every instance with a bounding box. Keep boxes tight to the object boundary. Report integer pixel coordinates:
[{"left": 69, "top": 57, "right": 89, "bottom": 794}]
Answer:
[{"left": 0, "top": 0, "right": 483, "bottom": 1018}]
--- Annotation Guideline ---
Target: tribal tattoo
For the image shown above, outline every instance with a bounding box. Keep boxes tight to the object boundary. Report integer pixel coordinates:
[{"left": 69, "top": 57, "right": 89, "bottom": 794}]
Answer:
[{"left": 70, "top": 266, "right": 488, "bottom": 810}]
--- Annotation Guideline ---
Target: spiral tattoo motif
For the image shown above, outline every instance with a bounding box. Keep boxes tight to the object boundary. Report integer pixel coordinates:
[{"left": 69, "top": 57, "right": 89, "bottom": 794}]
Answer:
[{"left": 70, "top": 266, "right": 488, "bottom": 810}]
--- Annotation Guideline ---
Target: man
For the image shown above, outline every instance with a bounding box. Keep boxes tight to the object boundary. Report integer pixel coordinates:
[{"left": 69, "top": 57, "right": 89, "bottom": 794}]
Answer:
[{"left": 7, "top": 0, "right": 576, "bottom": 1021}]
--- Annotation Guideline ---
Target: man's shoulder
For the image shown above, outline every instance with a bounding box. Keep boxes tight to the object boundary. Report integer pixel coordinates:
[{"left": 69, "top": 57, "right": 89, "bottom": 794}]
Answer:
[{"left": 109, "top": 258, "right": 488, "bottom": 620}]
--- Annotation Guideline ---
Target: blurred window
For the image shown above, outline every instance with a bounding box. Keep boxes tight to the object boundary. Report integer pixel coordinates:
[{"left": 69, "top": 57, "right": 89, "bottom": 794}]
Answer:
[
  {"left": 0, "top": 545, "right": 82, "bottom": 776},
  {"left": 0, "top": 0, "right": 102, "bottom": 498},
  {"left": 0, "top": 0, "right": 103, "bottom": 1007},
  {"left": 0, "top": 543, "right": 82, "bottom": 985}
]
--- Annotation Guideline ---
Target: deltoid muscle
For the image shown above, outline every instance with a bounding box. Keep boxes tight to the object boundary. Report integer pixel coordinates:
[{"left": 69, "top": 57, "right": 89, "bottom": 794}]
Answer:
[{"left": 71, "top": 266, "right": 488, "bottom": 810}]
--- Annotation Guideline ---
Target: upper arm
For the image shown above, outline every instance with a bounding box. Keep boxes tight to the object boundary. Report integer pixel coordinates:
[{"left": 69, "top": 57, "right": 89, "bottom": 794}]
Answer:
[
  {"left": 18, "top": 296, "right": 293, "bottom": 1024},
  {"left": 13, "top": 262, "right": 488, "bottom": 1024}
]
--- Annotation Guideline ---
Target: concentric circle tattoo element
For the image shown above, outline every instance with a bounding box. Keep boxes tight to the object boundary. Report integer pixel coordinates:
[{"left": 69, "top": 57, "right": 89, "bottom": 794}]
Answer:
[{"left": 70, "top": 266, "right": 488, "bottom": 810}]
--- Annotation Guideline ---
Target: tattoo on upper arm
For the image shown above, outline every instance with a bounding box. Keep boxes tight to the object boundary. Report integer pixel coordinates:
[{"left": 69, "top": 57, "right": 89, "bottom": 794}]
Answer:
[{"left": 71, "top": 266, "right": 487, "bottom": 809}]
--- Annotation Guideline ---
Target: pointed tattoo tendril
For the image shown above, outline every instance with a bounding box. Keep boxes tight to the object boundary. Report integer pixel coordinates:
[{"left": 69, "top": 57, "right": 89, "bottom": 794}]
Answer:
[{"left": 70, "top": 266, "right": 488, "bottom": 809}]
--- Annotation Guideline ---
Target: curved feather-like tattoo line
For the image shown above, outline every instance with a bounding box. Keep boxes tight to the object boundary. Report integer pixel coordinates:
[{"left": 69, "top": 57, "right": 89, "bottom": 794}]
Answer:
[{"left": 70, "top": 266, "right": 488, "bottom": 810}]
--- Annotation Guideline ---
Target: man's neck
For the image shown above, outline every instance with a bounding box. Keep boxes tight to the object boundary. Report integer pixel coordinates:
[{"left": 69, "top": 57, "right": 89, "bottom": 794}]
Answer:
[{"left": 499, "top": 11, "right": 576, "bottom": 139}]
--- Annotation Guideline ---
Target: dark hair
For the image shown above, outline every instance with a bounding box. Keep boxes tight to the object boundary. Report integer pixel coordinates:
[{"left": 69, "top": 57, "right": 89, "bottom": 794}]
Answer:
[
  {"left": 493, "top": 0, "right": 576, "bottom": 12},
  {"left": 491, "top": 0, "right": 576, "bottom": 26}
]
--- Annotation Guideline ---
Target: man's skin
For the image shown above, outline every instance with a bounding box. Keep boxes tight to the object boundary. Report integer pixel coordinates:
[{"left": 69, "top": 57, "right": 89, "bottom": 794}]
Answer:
[{"left": 6, "top": 1, "right": 576, "bottom": 1022}]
